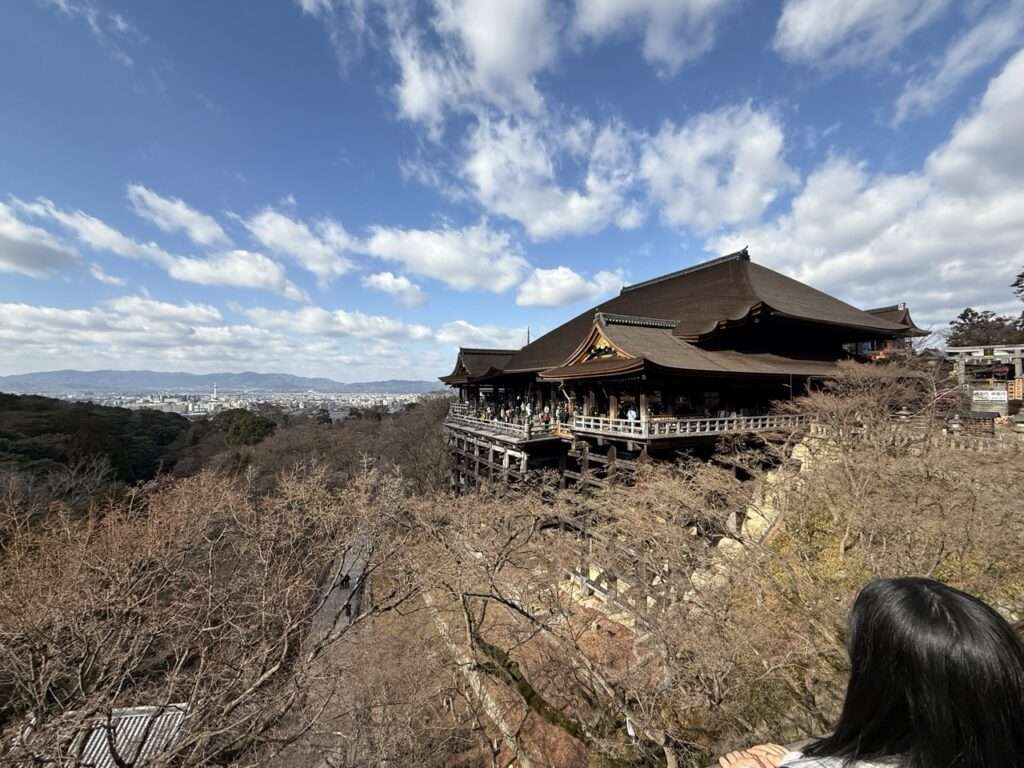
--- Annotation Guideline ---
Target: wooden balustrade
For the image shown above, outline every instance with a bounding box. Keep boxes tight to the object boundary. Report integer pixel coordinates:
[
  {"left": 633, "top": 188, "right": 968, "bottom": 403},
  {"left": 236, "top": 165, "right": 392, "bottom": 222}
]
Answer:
[
  {"left": 572, "top": 414, "right": 646, "bottom": 436},
  {"left": 449, "top": 403, "right": 806, "bottom": 442},
  {"left": 446, "top": 409, "right": 555, "bottom": 441},
  {"left": 572, "top": 413, "right": 806, "bottom": 439}
]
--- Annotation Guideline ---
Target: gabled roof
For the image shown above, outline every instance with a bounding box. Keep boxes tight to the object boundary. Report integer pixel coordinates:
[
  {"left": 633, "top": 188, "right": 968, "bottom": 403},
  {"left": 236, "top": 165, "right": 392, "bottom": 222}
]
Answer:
[
  {"left": 503, "top": 250, "right": 911, "bottom": 374},
  {"left": 539, "top": 313, "right": 842, "bottom": 380},
  {"left": 865, "top": 304, "right": 929, "bottom": 336},
  {"left": 439, "top": 347, "right": 518, "bottom": 385}
]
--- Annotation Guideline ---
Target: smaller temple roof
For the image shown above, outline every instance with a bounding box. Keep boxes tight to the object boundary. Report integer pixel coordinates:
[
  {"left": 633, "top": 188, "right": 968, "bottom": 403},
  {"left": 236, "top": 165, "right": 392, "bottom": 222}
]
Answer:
[
  {"left": 539, "top": 313, "right": 841, "bottom": 381},
  {"left": 865, "top": 304, "right": 928, "bottom": 336},
  {"left": 439, "top": 347, "right": 518, "bottom": 385}
]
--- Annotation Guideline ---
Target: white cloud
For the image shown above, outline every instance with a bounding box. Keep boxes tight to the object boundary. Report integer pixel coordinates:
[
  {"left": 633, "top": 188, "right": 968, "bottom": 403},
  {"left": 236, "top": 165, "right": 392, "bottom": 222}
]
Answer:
[
  {"left": 0, "top": 294, "right": 448, "bottom": 378},
  {"left": 387, "top": 0, "right": 559, "bottom": 133},
  {"left": 16, "top": 196, "right": 176, "bottom": 266},
  {"left": 711, "top": 48, "right": 1024, "bottom": 329},
  {"left": 127, "top": 184, "right": 231, "bottom": 247},
  {"left": 893, "top": 1, "right": 1024, "bottom": 124},
  {"left": 168, "top": 250, "right": 309, "bottom": 302},
  {"left": 572, "top": 0, "right": 737, "bottom": 75},
  {"left": 640, "top": 103, "right": 796, "bottom": 232},
  {"left": 433, "top": 0, "right": 558, "bottom": 114},
  {"left": 362, "top": 271, "right": 426, "bottom": 306},
  {"left": 296, "top": 0, "right": 334, "bottom": 15},
  {"left": 434, "top": 319, "right": 528, "bottom": 349},
  {"left": 462, "top": 117, "right": 643, "bottom": 239},
  {"left": 0, "top": 202, "right": 79, "bottom": 278},
  {"left": 389, "top": 25, "right": 459, "bottom": 133},
  {"left": 774, "top": 0, "right": 951, "bottom": 69},
  {"left": 0, "top": 300, "right": 312, "bottom": 374},
  {"left": 516, "top": 266, "right": 623, "bottom": 307},
  {"left": 89, "top": 262, "right": 126, "bottom": 286},
  {"left": 105, "top": 295, "right": 223, "bottom": 324},
  {"left": 361, "top": 221, "right": 528, "bottom": 292},
  {"left": 242, "top": 207, "right": 354, "bottom": 284},
  {"left": 41, "top": 0, "right": 140, "bottom": 67},
  {"left": 243, "top": 306, "right": 431, "bottom": 340},
  {"left": 17, "top": 198, "right": 307, "bottom": 300}
]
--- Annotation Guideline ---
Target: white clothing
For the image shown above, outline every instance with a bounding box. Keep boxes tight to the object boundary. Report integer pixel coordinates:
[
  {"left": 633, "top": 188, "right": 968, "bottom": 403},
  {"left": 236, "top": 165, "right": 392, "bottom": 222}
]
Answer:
[{"left": 781, "top": 751, "right": 897, "bottom": 767}]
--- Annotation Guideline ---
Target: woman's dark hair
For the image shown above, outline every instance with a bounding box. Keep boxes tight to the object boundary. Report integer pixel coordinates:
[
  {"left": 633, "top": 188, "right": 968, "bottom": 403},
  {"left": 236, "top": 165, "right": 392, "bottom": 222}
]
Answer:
[{"left": 803, "top": 577, "right": 1024, "bottom": 768}]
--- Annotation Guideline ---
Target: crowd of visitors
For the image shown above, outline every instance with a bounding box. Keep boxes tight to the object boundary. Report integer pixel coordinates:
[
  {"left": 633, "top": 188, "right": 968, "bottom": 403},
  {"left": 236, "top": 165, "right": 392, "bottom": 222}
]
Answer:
[{"left": 457, "top": 396, "right": 763, "bottom": 427}]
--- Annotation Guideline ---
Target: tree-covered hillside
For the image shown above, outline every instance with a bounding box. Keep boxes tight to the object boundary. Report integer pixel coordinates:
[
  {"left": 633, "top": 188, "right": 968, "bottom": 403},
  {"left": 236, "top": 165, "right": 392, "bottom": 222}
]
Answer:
[{"left": 0, "top": 393, "right": 192, "bottom": 484}]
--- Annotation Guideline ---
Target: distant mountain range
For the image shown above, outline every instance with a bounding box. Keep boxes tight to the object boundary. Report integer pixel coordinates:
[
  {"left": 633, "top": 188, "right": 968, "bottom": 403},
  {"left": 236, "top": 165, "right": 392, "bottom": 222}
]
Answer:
[{"left": 0, "top": 370, "right": 442, "bottom": 395}]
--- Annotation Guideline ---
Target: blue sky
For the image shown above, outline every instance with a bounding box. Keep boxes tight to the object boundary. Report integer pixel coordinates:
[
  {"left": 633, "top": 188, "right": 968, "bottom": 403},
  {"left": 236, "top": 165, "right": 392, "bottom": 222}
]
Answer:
[{"left": 3, "top": 0, "right": 1024, "bottom": 381}]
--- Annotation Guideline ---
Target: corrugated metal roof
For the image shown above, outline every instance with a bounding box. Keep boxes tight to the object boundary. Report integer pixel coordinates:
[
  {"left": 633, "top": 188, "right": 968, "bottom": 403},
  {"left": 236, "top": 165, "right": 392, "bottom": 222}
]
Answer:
[{"left": 74, "top": 704, "right": 187, "bottom": 768}]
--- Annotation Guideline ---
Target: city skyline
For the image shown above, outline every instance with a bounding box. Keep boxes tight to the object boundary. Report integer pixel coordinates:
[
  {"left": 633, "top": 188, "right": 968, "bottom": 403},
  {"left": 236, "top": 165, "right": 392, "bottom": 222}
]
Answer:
[{"left": 3, "top": 1, "right": 1024, "bottom": 381}]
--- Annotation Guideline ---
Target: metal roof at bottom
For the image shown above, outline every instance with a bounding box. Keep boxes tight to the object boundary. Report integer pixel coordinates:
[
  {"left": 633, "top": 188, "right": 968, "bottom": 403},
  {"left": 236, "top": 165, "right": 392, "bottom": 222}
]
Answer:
[{"left": 75, "top": 704, "right": 187, "bottom": 768}]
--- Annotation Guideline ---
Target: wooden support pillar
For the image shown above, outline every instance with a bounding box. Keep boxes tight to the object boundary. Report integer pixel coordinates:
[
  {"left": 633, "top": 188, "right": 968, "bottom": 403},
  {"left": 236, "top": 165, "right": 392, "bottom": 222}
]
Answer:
[
  {"left": 608, "top": 393, "right": 618, "bottom": 419},
  {"left": 607, "top": 444, "right": 617, "bottom": 481},
  {"left": 581, "top": 556, "right": 593, "bottom": 596},
  {"left": 519, "top": 452, "right": 528, "bottom": 476},
  {"left": 502, "top": 449, "right": 510, "bottom": 483},
  {"left": 581, "top": 443, "right": 590, "bottom": 476},
  {"left": 636, "top": 561, "right": 648, "bottom": 617},
  {"left": 558, "top": 449, "right": 567, "bottom": 489}
]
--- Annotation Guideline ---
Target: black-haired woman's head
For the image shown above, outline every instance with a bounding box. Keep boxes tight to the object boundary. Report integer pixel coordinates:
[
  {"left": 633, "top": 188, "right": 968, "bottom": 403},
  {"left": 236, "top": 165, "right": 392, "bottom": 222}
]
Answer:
[{"left": 804, "top": 577, "right": 1024, "bottom": 768}]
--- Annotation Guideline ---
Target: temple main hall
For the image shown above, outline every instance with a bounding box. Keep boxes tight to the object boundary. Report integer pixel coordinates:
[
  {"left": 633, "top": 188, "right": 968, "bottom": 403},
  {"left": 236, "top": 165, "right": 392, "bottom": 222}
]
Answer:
[{"left": 440, "top": 249, "right": 925, "bottom": 487}]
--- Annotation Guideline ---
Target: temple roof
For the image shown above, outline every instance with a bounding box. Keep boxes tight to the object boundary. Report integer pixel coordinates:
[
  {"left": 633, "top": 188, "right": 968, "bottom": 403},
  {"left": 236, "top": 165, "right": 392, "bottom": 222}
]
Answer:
[
  {"left": 503, "top": 249, "right": 911, "bottom": 374},
  {"left": 538, "top": 314, "right": 842, "bottom": 381},
  {"left": 439, "top": 347, "right": 518, "bottom": 384},
  {"left": 865, "top": 304, "right": 929, "bottom": 336}
]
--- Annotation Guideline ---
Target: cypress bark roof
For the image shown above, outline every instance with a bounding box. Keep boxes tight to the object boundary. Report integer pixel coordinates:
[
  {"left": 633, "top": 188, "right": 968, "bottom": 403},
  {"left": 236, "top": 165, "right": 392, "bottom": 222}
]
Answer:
[
  {"left": 539, "top": 314, "right": 842, "bottom": 380},
  {"left": 865, "top": 304, "right": 928, "bottom": 336},
  {"left": 503, "top": 249, "right": 911, "bottom": 373},
  {"left": 439, "top": 348, "right": 518, "bottom": 384}
]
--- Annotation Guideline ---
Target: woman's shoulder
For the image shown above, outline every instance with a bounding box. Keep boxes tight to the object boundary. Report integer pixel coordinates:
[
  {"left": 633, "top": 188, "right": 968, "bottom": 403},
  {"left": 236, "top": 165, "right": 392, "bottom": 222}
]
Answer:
[{"left": 781, "top": 753, "right": 898, "bottom": 768}]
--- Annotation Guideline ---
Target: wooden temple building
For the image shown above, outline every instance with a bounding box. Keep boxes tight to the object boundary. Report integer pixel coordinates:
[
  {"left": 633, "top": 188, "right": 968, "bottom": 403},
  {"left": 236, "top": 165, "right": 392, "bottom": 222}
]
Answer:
[{"left": 441, "top": 249, "right": 926, "bottom": 487}]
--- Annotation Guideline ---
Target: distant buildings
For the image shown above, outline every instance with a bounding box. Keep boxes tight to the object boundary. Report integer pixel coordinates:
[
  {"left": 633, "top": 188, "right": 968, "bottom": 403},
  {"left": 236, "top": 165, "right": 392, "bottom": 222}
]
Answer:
[
  {"left": 60, "top": 390, "right": 426, "bottom": 418},
  {"left": 947, "top": 343, "right": 1024, "bottom": 417}
]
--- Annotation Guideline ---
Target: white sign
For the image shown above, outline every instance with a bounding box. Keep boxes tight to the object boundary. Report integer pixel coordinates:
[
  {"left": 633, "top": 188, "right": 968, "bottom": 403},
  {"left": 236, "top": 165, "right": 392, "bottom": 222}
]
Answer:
[{"left": 973, "top": 389, "right": 1008, "bottom": 402}]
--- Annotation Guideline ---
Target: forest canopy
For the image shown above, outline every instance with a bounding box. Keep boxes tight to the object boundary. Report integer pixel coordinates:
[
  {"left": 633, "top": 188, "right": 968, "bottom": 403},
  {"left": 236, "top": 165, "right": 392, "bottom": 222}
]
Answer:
[{"left": 0, "top": 393, "right": 192, "bottom": 484}]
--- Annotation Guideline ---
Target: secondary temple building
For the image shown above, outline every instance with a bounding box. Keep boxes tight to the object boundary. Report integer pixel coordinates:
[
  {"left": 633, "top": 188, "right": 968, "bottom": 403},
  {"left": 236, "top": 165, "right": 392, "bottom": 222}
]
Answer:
[{"left": 441, "top": 249, "right": 926, "bottom": 487}]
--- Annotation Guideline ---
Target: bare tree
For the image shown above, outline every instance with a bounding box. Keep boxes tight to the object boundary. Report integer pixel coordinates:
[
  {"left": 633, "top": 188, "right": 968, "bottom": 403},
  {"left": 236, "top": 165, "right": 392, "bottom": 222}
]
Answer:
[
  {"left": 0, "top": 463, "right": 422, "bottom": 766},
  {"left": 395, "top": 364, "right": 1024, "bottom": 767}
]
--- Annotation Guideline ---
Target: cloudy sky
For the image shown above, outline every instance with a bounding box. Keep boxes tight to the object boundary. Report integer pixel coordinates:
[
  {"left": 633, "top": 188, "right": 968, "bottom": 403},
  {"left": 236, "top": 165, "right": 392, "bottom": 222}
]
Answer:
[{"left": 3, "top": 0, "right": 1023, "bottom": 381}]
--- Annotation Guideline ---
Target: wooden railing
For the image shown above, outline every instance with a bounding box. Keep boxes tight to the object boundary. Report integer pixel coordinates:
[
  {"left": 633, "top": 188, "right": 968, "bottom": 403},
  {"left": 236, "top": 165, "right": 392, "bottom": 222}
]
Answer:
[
  {"left": 572, "top": 413, "right": 807, "bottom": 439},
  {"left": 445, "top": 408, "right": 555, "bottom": 441},
  {"left": 648, "top": 414, "right": 806, "bottom": 437},
  {"left": 572, "top": 415, "right": 646, "bottom": 436},
  {"left": 448, "top": 402, "right": 475, "bottom": 417},
  {"left": 449, "top": 404, "right": 806, "bottom": 441}
]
